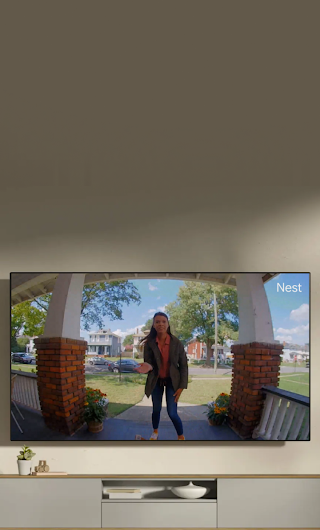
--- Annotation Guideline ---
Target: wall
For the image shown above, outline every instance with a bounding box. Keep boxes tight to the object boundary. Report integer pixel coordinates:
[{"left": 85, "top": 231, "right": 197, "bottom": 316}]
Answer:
[{"left": 0, "top": 1, "right": 319, "bottom": 475}]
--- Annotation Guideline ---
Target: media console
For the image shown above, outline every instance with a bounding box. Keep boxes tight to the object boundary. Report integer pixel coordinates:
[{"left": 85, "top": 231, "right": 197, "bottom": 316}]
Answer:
[{"left": 0, "top": 475, "right": 319, "bottom": 528}]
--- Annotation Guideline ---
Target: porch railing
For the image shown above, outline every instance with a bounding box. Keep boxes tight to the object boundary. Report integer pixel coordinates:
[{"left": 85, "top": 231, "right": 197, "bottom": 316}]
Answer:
[
  {"left": 11, "top": 370, "right": 41, "bottom": 411},
  {"left": 252, "top": 385, "right": 309, "bottom": 440}
]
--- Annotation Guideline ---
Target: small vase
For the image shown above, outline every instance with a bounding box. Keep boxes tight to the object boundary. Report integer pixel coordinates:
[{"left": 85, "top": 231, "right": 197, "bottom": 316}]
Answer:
[
  {"left": 87, "top": 420, "right": 104, "bottom": 433},
  {"left": 17, "top": 459, "right": 33, "bottom": 475},
  {"left": 172, "top": 481, "right": 208, "bottom": 499}
]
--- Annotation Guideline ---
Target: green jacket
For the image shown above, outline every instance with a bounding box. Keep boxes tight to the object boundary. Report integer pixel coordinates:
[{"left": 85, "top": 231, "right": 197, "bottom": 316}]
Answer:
[{"left": 143, "top": 334, "right": 188, "bottom": 398}]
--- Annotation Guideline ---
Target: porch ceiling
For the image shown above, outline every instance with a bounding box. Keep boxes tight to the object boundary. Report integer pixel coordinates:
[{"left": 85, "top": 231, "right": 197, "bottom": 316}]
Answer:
[{"left": 10, "top": 272, "right": 279, "bottom": 305}]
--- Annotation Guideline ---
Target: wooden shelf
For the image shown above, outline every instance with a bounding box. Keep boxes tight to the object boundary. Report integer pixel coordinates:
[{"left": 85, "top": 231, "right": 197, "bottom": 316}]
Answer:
[
  {"left": 102, "top": 499, "right": 217, "bottom": 503},
  {"left": 1, "top": 474, "right": 320, "bottom": 478}
]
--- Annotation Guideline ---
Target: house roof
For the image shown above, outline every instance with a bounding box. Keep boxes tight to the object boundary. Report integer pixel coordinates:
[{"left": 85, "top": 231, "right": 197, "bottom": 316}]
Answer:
[
  {"left": 10, "top": 272, "right": 279, "bottom": 306},
  {"left": 90, "top": 329, "right": 121, "bottom": 339}
]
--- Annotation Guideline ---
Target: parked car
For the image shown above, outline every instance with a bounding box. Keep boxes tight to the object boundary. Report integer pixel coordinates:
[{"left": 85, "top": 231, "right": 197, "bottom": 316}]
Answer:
[
  {"left": 88, "top": 356, "right": 115, "bottom": 369},
  {"left": 110, "top": 359, "right": 141, "bottom": 373},
  {"left": 11, "top": 352, "right": 35, "bottom": 364},
  {"left": 306, "top": 360, "right": 309, "bottom": 368}
]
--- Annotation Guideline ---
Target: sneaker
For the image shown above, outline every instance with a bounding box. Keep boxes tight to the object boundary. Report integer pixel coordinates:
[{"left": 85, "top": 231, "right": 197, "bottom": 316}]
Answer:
[
  {"left": 149, "top": 431, "right": 159, "bottom": 440},
  {"left": 177, "top": 435, "right": 185, "bottom": 440}
]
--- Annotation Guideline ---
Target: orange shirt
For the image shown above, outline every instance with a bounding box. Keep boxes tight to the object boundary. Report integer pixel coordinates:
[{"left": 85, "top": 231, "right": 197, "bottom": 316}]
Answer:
[{"left": 156, "top": 333, "right": 171, "bottom": 379}]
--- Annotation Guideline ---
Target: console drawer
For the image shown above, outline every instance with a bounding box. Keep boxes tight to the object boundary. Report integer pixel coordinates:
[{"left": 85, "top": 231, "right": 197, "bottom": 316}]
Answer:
[{"left": 102, "top": 501, "right": 217, "bottom": 528}]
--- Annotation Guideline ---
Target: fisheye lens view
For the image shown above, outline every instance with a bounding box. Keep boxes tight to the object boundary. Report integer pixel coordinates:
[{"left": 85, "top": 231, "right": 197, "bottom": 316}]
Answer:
[{"left": 10, "top": 272, "right": 310, "bottom": 442}]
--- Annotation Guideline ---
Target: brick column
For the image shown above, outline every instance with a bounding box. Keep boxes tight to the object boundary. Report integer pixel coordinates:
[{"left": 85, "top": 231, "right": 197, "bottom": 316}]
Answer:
[
  {"left": 227, "top": 342, "right": 283, "bottom": 440},
  {"left": 34, "top": 337, "right": 87, "bottom": 436}
]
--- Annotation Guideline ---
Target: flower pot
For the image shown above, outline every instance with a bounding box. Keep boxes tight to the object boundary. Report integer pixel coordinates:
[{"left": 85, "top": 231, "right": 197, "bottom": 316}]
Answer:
[
  {"left": 208, "top": 419, "right": 224, "bottom": 426},
  {"left": 17, "top": 459, "right": 33, "bottom": 475},
  {"left": 87, "top": 420, "right": 104, "bottom": 433}
]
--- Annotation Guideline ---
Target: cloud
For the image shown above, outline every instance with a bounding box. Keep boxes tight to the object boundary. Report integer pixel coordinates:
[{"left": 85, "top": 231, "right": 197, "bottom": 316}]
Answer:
[
  {"left": 147, "top": 308, "right": 157, "bottom": 314},
  {"left": 157, "top": 306, "right": 166, "bottom": 312},
  {"left": 113, "top": 325, "right": 144, "bottom": 340},
  {"left": 276, "top": 324, "right": 309, "bottom": 335},
  {"left": 276, "top": 335, "right": 293, "bottom": 342},
  {"left": 290, "top": 304, "right": 309, "bottom": 322},
  {"left": 148, "top": 282, "right": 158, "bottom": 291},
  {"left": 156, "top": 296, "right": 161, "bottom": 300}
]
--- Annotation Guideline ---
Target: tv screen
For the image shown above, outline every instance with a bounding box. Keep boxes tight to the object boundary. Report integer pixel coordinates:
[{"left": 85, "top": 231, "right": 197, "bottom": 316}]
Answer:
[{"left": 10, "top": 272, "right": 310, "bottom": 442}]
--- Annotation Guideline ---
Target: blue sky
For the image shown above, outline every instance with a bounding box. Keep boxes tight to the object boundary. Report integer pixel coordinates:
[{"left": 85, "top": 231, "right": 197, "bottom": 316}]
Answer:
[
  {"left": 263, "top": 273, "right": 309, "bottom": 345},
  {"left": 81, "top": 274, "right": 310, "bottom": 346}
]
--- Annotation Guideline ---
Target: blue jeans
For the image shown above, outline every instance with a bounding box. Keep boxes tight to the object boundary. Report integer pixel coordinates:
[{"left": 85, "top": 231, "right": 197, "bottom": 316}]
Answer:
[{"left": 151, "top": 377, "right": 184, "bottom": 436}]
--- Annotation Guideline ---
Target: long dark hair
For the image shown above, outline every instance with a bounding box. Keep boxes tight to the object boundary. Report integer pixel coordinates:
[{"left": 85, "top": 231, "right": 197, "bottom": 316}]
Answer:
[{"left": 139, "top": 311, "right": 173, "bottom": 347}]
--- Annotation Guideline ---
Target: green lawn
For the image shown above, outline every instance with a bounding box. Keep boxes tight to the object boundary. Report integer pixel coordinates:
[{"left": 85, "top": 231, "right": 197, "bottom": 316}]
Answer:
[
  {"left": 278, "top": 372, "right": 309, "bottom": 397},
  {"left": 180, "top": 378, "right": 232, "bottom": 405},
  {"left": 281, "top": 361, "right": 308, "bottom": 368},
  {"left": 12, "top": 363, "right": 309, "bottom": 422},
  {"left": 11, "top": 363, "right": 36, "bottom": 373},
  {"left": 85, "top": 373, "right": 147, "bottom": 417}
]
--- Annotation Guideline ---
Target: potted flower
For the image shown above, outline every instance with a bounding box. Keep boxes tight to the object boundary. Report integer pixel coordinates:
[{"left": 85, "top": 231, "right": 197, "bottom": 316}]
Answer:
[
  {"left": 205, "top": 393, "right": 230, "bottom": 426},
  {"left": 17, "top": 445, "right": 36, "bottom": 475},
  {"left": 83, "top": 387, "right": 108, "bottom": 433}
]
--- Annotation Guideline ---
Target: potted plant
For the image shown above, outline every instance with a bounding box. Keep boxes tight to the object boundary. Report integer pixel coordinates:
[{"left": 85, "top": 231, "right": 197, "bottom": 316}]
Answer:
[
  {"left": 205, "top": 393, "right": 230, "bottom": 426},
  {"left": 83, "top": 387, "right": 108, "bottom": 433},
  {"left": 17, "top": 445, "right": 36, "bottom": 475}
]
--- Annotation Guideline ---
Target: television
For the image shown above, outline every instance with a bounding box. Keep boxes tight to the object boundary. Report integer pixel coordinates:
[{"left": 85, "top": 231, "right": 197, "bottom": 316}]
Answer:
[{"left": 10, "top": 272, "right": 310, "bottom": 442}]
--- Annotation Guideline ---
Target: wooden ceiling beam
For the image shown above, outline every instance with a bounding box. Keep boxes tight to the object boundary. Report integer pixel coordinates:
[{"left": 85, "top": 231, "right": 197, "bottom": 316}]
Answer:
[{"left": 38, "top": 284, "right": 48, "bottom": 295}]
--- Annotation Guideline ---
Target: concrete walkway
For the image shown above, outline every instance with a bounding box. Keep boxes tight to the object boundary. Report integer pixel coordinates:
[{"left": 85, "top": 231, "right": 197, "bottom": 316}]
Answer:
[
  {"left": 11, "top": 397, "right": 243, "bottom": 441},
  {"left": 115, "top": 393, "right": 208, "bottom": 422},
  {"left": 105, "top": 393, "right": 242, "bottom": 441}
]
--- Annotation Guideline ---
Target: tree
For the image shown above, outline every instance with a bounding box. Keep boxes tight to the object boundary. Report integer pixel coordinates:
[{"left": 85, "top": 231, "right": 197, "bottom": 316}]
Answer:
[
  {"left": 165, "top": 282, "right": 239, "bottom": 370},
  {"left": 32, "top": 280, "right": 141, "bottom": 331},
  {"left": 11, "top": 281, "right": 142, "bottom": 354},
  {"left": 141, "top": 318, "right": 153, "bottom": 332},
  {"left": 123, "top": 334, "right": 134, "bottom": 346},
  {"left": 11, "top": 300, "right": 46, "bottom": 350}
]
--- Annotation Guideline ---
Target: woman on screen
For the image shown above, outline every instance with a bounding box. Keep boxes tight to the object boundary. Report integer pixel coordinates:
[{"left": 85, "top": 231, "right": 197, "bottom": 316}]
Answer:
[{"left": 134, "top": 311, "right": 188, "bottom": 440}]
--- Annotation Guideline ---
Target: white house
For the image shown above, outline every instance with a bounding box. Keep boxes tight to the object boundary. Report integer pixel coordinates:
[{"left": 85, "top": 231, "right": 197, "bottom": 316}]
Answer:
[
  {"left": 132, "top": 328, "right": 149, "bottom": 356},
  {"left": 26, "top": 337, "right": 37, "bottom": 353},
  {"left": 87, "top": 329, "right": 121, "bottom": 357},
  {"left": 282, "top": 348, "right": 309, "bottom": 363}
]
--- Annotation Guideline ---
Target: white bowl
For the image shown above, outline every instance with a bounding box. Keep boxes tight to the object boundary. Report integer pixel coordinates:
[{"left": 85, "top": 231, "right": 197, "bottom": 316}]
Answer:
[{"left": 171, "top": 481, "right": 208, "bottom": 499}]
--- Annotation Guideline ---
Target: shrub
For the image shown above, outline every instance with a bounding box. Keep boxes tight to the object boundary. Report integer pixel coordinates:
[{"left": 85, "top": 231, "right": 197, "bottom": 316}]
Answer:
[
  {"left": 205, "top": 393, "right": 230, "bottom": 425},
  {"left": 83, "top": 387, "right": 108, "bottom": 423}
]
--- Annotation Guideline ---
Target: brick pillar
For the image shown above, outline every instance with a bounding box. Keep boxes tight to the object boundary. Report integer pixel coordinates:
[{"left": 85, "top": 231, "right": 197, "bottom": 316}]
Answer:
[
  {"left": 227, "top": 342, "right": 283, "bottom": 440},
  {"left": 34, "top": 337, "right": 87, "bottom": 436}
]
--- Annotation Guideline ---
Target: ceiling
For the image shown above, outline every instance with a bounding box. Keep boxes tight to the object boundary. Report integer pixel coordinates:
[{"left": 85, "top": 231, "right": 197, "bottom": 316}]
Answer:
[{"left": 10, "top": 272, "right": 279, "bottom": 305}]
